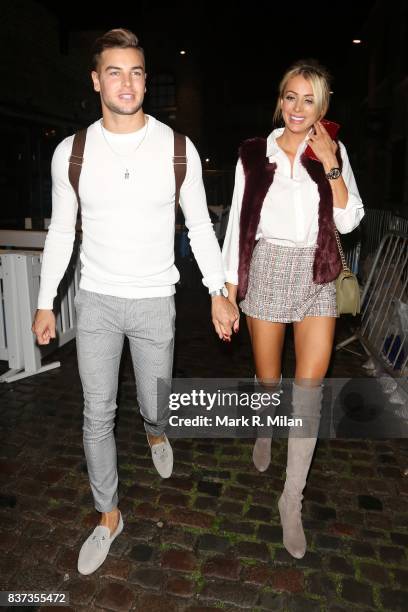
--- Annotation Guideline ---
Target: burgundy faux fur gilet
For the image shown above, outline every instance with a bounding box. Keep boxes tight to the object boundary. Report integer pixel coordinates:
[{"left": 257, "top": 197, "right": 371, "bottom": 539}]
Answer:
[{"left": 237, "top": 138, "right": 343, "bottom": 301}]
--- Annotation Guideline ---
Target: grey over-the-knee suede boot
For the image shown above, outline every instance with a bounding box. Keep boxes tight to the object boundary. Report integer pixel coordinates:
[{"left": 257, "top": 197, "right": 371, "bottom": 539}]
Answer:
[
  {"left": 252, "top": 375, "right": 282, "bottom": 472},
  {"left": 278, "top": 382, "right": 322, "bottom": 558}
]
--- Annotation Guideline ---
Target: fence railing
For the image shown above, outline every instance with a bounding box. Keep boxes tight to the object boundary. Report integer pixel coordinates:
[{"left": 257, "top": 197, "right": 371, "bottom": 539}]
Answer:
[
  {"left": 340, "top": 210, "right": 408, "bottom": 277},
  {"left": 337, "top": 231, "right": 408, "bottom": 403},
  {"left": 361, "top": 210, "right": 408, "bottom": 258}
]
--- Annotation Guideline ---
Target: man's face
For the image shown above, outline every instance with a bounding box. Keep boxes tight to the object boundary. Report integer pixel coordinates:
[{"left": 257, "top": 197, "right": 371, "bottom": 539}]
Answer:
[{"left": 91, "top": 47, "right": 146, "bottom": 116}]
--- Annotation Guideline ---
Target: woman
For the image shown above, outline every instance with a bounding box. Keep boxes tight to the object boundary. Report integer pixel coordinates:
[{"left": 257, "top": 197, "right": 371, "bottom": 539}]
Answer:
[{"left": 222, "top": 59, "right": 364, "bottom": 559}]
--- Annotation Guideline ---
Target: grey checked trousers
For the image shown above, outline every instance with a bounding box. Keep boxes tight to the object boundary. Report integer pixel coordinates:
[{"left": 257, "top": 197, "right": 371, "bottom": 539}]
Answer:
[{"left": 75, "top": 289, "right": 175, "bottom": 512}]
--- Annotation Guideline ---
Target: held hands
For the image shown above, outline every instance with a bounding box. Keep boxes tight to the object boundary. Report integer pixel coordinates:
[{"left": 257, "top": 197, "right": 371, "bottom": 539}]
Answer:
[
  {"left": 307, "top": 121, "right": 338, "bottom": 167},
  {"left": 32, "top": 309, "right": 56, "bottom": 345},
  {"left": 211, "top": 296, "right": 240, "bottom": 342}
]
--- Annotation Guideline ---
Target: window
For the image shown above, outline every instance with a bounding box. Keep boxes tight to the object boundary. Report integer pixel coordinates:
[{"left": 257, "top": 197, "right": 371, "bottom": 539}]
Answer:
[{"left": 149, "top": 74, "right": 176, "bottom": 110}]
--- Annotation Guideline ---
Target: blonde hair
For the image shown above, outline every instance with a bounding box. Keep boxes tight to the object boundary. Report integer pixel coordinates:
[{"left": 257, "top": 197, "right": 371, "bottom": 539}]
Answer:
[{"left": 273, "top": 59, "right": 331, "bottom": 125}]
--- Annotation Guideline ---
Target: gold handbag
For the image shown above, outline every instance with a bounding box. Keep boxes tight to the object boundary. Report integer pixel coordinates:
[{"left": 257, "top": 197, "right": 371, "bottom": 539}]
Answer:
[{"left": 334, "top": 229, "right": 361, "bottom": 316}]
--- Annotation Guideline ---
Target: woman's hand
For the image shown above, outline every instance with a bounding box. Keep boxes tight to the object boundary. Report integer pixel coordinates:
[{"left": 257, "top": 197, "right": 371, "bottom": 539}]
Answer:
[
  {"left": 307, "top": 121, "right": 338, "bottom": 168},
  {"left": 228, "top": 297, "right": 240, "bottom": 334},
  {"left": 226, "top": 282, "right": 240, "bottom": 335},
  {"left": 211, "top": 297, "right": 239, "bottom": 341},
  {"left": 308, "top": 121, "right": 349, "bottom": 208}
]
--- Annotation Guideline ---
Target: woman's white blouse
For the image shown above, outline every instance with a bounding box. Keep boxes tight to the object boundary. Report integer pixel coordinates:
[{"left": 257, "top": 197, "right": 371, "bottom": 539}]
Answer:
[{"left": 222, "top": 128, "right": 365, "bottom": 285}]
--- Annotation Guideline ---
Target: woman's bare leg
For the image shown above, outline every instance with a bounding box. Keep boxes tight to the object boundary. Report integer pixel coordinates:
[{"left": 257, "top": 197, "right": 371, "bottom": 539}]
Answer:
[
  {"left": 293, "top": 316, "right": 336, "bottom": 382},
  {"left": 246, "top": 316, "right": 286, "bottom": 382}
]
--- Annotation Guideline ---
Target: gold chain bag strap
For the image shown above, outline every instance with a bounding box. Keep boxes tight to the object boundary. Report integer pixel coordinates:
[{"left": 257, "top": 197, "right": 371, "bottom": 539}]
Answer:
[{"left": 334, "top": 228, "right": 361, "bottom": 315}]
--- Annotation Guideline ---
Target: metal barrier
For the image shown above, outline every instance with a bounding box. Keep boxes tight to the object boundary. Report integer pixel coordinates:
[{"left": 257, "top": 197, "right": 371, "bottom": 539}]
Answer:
[
  {"left": 340, "top": 211, "right": 408, "bottom": 277},
  {"left": 361, "top": 210, "right": 408, "bottom": 258},
  {"left": 0, "top": 231, "right": 80, "bottom": 383},
  {"left": 337, "top": 231, "right": 408, "bottom": 399},
  {"left": 344, "top": 241, "right": 361, "bottom": 275}
]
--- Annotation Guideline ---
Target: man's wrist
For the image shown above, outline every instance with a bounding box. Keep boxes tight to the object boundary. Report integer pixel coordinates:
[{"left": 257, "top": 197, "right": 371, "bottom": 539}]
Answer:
[
  {"left": 209, "top": 285, "right": 228, "bottom": 298},
  {"left": 211, "top": 295, "right": 226, "bottom": 303}
]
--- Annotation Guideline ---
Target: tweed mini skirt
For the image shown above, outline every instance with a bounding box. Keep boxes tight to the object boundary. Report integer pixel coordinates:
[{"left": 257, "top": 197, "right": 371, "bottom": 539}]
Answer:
[{"left": 240, "top": 239, "right": 338, "bottom": 322}]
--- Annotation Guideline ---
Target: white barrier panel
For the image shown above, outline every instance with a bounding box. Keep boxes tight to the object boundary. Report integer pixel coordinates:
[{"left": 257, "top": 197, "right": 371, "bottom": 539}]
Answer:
[
  {"left": 337, "top": 231, "right": 408, "bottom": 399},
  {"left": 0, "top": 254, "right": 25, "bottom": 368},
  {"left": 0, "top": 248, "right": 80, "bottom": 383}
]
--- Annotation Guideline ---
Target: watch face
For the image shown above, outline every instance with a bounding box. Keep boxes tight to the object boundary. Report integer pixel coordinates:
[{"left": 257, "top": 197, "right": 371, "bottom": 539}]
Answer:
[
  {"left": 328, "top": 167, "right": 341, "bottom": 179},
  {"left": 222, "top": 286, "right": 229, "bottom": 298}
]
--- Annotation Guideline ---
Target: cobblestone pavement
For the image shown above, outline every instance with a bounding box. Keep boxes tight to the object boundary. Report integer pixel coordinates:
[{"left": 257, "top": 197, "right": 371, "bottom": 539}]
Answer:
[{"left": 1, "top": 282, "right": 408, "bottom": 611}]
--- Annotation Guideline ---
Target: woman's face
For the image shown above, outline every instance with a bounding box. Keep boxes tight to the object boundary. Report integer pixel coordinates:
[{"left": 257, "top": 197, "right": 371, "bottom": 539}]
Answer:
[{"left": 280, "top": 74, "right": 320, "bottom": 135}]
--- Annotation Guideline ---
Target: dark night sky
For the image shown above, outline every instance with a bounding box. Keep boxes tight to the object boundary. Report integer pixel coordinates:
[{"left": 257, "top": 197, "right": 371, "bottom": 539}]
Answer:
[
  {"left": 37, "top": 0, "right": 376, "bottom": 102},
  {"left": 34, "top": 0, "right": 378, "bottom": 162}
]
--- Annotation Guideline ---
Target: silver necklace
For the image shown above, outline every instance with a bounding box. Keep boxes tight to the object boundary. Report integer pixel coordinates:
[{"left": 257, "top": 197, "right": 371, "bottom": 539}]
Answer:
[{"left": 100, "top": 116, "right": 149, "bottom": 179}]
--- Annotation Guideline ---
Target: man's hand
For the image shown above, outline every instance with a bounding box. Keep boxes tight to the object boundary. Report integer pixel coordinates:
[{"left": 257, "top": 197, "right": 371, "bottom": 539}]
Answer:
[
  {"left": 32, "top": 309, "right": 56, "bottom": 345},
  {"left": 211, "top": 296, "right": 239, "bottom": 341}
]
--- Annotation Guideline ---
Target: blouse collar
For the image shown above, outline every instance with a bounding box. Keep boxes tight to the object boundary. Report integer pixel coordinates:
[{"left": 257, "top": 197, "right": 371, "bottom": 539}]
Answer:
[{"left": 266, "top": 127, "right": 311, "bottom": 159}]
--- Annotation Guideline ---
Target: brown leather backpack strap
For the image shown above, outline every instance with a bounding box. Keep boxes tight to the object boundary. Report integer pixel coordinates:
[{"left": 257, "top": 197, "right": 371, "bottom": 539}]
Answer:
[
  {"left": 68, "top": 128, "right": 87, "bottom": 209},
  {"left": 173, "top": 131, "right": 187, "bottom": 216}
]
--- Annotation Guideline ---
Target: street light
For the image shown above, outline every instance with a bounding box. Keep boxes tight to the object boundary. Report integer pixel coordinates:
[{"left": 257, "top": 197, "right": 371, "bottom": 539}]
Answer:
[
  {"left": 180, "top": 50, "right": 186, "bottom": 55},
  {"left": 352, "top": 39, "right": 362, "bottom": 44}
]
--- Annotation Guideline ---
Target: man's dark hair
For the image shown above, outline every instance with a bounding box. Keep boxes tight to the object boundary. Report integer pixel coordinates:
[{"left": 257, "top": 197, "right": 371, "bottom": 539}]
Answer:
[{"left": 91, "top": 28, "right": 145, "bottom": 70}]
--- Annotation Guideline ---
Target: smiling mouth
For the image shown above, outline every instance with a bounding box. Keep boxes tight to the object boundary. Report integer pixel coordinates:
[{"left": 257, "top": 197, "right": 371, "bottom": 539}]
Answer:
[
  {"left": 290, "top": 115, "right": 305, "bottom": 123},
  {"left": 119, "top": 94, "right": 135, "bottom": 100}
]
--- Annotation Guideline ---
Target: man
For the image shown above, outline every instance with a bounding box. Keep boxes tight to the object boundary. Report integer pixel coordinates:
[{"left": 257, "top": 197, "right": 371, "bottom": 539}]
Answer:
[{"left": 32, "top": 28, "right": 238, "bottom": 575}]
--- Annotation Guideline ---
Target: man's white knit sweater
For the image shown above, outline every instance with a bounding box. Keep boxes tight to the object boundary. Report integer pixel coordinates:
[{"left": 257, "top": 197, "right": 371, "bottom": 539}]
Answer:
[{"left": 37, "top": 115, "right": 225, "bottom": 309}]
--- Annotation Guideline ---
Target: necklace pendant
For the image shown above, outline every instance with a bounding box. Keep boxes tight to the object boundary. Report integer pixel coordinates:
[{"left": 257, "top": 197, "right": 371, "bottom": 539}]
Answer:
[{"left": 124, "top": 168, "right": 129, "bottom": 179}]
